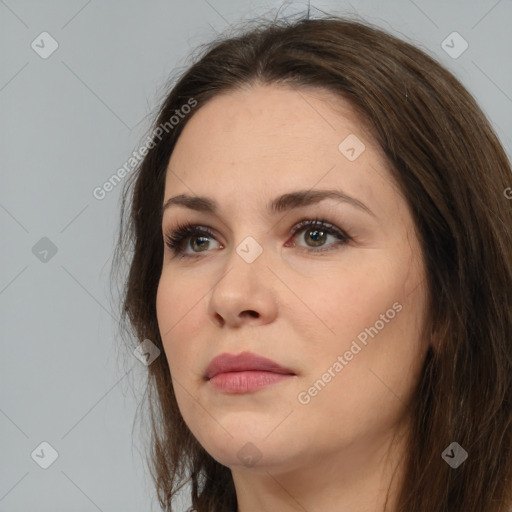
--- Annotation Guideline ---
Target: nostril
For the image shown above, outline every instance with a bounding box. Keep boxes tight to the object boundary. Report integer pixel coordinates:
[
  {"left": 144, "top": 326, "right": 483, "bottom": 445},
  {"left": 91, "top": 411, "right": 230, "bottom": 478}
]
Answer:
[{"left": 214, "top": 313, "right": 224, "bottom": 326}]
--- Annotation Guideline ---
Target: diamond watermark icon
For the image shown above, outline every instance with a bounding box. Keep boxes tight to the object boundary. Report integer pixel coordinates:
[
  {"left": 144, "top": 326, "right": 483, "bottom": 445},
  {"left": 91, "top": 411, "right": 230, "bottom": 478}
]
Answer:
[
  {"left": 32, "top": 237, "right": 58, "bottom": 263},
  {"left": 236, "top": 236, "right": 263, "bottom": 263},
  {"left": 237, "top": 442, "right": 263, "bottom": 467},
  {"left": 338, "top": 134, "right": 366, "bottom": 161},
  {"left": 441, "top": 32, "right": 468, "bottom": 59},
  {"left": 31, "top": 32, "right": 59, "bottom": 59},
  {"left": 441, "top": 441, "right": 468, "bottom": 468},
  {"left": 133, "top": 338, "right": 161, "bottom": 366},
  {"left": 31, "top": 441, "right": 59, "bottom": 469}
]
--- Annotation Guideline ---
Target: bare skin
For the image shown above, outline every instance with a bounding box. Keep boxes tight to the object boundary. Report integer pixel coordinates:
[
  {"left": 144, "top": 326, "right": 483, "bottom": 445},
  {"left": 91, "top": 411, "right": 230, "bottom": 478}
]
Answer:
[{"left": 156, "top": 83, "right": 430, "bottom": 512}]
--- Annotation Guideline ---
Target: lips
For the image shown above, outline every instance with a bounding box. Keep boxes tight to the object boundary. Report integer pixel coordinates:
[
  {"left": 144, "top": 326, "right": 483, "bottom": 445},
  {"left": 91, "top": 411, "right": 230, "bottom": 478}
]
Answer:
[{"left": 205, "top": 351, "right": 295, "bottom": 380}]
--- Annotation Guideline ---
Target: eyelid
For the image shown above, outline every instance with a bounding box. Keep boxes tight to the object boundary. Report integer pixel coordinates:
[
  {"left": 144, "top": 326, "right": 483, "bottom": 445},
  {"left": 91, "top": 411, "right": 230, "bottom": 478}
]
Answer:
[{"left": 289, "top": 217, "right": 348, "bottom": 239}]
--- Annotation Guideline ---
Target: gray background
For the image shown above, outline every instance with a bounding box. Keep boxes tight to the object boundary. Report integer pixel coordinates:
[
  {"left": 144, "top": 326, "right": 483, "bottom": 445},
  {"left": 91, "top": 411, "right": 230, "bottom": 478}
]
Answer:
[{"left": 1, "top": 1, "right": 511, "bottom": 511}]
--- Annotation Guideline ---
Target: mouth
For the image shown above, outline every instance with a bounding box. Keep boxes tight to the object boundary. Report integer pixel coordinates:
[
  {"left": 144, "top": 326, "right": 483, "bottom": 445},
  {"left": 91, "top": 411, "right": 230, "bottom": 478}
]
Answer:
[{"left": 205, "top": 351, "right": 296, "bottom": 394}]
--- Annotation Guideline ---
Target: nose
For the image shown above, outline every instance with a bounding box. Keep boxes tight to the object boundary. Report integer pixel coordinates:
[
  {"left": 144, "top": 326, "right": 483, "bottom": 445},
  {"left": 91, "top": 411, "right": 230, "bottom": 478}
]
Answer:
[{"left": 208, "top": 240, "right": 278, "bottom": 328}]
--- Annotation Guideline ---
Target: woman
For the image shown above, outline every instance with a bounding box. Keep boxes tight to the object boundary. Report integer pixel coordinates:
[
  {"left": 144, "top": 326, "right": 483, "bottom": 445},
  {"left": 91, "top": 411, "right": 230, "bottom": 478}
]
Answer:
[{"left": 113, "top": 13, "right": 512, "bottom": 512}]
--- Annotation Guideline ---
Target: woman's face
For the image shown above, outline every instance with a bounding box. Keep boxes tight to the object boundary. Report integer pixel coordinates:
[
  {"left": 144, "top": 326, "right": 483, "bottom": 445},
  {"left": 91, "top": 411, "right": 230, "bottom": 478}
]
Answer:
[{"left": 156, "top": 84, "right": 429, "bottom": 474}]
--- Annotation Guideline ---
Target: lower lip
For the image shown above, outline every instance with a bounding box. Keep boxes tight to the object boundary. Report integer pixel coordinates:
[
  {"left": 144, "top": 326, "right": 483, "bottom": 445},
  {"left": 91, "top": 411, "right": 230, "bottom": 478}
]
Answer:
[{"left": 208, "top": 371, "right": 294, "bottom": 394}]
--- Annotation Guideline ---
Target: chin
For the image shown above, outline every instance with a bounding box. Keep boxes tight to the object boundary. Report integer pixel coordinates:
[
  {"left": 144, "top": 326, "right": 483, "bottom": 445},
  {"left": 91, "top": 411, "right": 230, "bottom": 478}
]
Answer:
[{"left": 187, "top": 417, "right": 292, "bottom": 468}]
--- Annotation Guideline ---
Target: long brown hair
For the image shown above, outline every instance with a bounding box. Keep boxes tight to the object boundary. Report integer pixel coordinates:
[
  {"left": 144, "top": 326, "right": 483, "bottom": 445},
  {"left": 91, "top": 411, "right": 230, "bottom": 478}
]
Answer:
[{"left": 112, "top": 12, "right": 512, "bottom": 512}]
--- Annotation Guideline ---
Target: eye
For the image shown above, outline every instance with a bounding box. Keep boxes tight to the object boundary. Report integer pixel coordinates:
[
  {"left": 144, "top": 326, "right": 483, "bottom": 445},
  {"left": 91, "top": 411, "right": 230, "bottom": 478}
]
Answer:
[
  {"left": 286, "top": 218, "right": 351, "bottom": 253},
  {"left": 164, "top": 222, "right": 220, "bottom": 258},
  {"left": 163, "top": 218, "right": 351, "bottom": 259}
]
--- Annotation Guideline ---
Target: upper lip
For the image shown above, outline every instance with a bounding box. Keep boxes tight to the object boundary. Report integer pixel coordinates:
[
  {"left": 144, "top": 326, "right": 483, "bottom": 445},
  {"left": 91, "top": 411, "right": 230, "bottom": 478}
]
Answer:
[{"left": 205, "top": 351, "right": 295, "bottom": 379}]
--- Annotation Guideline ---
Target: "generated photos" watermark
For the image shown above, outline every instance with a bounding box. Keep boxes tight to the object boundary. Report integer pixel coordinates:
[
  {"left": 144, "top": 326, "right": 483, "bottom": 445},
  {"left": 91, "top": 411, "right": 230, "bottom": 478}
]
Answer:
[{"left": 297, "top": 301, "right": 403, "bottom": 405}]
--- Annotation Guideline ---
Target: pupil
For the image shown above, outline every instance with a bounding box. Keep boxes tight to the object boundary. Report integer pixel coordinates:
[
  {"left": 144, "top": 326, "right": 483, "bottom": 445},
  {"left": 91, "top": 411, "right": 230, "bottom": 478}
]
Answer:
[
  {"left": 307, "top": 229, "right": 326, "bottom": 246},
  {"left": 192, "top": 236, "right": 209, "bottom": 251}
]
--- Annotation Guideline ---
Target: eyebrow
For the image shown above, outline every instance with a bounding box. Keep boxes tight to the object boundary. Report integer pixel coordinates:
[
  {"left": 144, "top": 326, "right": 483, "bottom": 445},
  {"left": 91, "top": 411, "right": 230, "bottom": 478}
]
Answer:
[{"left": 162, "top": 189, "right": 375, "bottom": 218}]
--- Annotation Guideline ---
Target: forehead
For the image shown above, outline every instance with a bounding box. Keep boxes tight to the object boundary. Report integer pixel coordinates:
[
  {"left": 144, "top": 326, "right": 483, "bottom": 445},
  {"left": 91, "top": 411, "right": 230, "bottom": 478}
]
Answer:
[{"left": 164, "top": 84, "right": 400, "bottom": 217}]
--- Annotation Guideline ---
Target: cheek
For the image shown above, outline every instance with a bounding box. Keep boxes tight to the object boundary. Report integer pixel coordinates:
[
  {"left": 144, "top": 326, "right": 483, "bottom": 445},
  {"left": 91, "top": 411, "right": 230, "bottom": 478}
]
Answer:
[
  {"left": 295, "top": 288, "right": 426, "bottom": 444},
  {"left": 155, "top": 274, "right": 205, "bottom": 374},
  {"left": 294, "top": 253, "right": 426, "bottom": 380},
  {"left": 290, "top": 257, "right": 400, "bottom": 344}
]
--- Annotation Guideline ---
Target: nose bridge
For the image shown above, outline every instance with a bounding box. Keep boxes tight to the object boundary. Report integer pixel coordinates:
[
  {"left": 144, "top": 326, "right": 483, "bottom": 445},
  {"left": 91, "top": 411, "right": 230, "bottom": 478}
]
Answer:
[
  {"left": 207, "top": 229, "right": 275, "bottom": 325},
  {"left": 234, "top": 232, "right": 266, "bottom": 266},
  {"left": 219, "top": 231, "right": 268, "bottom": 289}
]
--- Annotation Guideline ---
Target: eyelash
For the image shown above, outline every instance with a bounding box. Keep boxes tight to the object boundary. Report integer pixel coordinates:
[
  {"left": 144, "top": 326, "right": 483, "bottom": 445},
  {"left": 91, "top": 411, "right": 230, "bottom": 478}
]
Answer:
[{"left": 163, "top": 218, "right": 352, "bottom": 259}]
